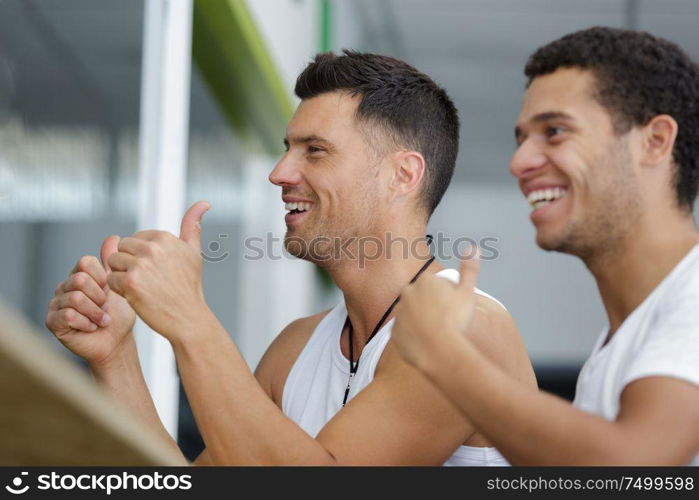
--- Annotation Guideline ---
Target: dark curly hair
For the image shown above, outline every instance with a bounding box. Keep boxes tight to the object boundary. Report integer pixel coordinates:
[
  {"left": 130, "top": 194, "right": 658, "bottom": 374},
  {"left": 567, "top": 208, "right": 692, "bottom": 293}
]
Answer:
[
  {"left": 525, "top": 26, "right": 699, "bottom": 211},
  {"left": 295, "top": 50, "right": 459, "bottom": 218}
]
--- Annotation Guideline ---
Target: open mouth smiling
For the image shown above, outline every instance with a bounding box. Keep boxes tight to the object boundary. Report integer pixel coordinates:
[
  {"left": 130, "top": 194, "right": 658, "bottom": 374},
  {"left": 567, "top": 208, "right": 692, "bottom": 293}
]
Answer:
[{"left": 527, "top": 187, "right": 568, "bottom": 210}]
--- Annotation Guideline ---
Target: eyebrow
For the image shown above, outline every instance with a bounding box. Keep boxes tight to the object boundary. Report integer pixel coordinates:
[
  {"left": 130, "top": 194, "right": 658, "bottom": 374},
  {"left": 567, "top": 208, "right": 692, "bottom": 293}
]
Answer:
[
  {"left": 283, "top": 134, "right": 333, "bottom": 149},
  {"left": 514, "top": 111, "right": 576, "bottom": 143}
]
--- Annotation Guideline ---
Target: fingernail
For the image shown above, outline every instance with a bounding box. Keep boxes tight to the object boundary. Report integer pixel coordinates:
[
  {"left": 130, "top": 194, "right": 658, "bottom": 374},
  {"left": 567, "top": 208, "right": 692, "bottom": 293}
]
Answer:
[
  {"left": 89, "top": 323, "right": 98, "bottom": 331},
  {"left": 100, "top": 314, "right": 111, "bottom": 327}
]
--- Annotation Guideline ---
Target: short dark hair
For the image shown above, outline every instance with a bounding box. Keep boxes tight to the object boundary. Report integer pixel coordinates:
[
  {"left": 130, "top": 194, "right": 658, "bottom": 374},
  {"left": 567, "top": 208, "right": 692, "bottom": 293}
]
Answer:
[
  {"left": 295, "top": 50, "right": 459, "bottom": 218},
  {"left": 524, "top": 26, "right": 699, "bottom": 211}
]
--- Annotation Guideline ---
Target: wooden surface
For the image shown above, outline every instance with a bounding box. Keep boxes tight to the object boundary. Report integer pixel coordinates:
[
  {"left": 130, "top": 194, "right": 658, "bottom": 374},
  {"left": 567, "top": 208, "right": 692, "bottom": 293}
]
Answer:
[{"left": 0, "top": 299, "right": 187, "bottom": 466}]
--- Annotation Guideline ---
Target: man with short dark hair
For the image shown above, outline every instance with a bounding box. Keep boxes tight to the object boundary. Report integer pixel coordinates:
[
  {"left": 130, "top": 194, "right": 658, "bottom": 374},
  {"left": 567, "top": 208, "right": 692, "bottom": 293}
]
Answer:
[
  {"left": 392, "top": 27, "right": 699, "bottom": 465},
  {"left": 45, "top": 51, "right": 536, "bottom": 465}
]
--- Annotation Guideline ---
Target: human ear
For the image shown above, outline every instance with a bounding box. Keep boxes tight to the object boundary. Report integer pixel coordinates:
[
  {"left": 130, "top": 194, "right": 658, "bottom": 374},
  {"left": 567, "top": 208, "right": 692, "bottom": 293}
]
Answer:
[
  {"left": 391, "top": 151, "right": 426, "bottom": 198},
  {"left": 640, "top": 114, "right": 678, "bottom": 167}
]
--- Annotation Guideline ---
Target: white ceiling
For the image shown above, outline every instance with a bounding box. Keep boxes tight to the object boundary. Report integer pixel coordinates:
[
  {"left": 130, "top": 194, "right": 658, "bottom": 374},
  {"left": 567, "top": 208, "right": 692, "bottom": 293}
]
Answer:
[{"left": 357, "top": 0, "right": 699, "bottom": 183}]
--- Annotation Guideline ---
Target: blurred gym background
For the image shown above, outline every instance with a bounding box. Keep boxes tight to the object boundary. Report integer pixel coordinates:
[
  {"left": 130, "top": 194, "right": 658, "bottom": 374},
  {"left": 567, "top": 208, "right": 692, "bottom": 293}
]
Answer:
[{"left": 1, "top": 0, "right": 698, "bottom": 460}]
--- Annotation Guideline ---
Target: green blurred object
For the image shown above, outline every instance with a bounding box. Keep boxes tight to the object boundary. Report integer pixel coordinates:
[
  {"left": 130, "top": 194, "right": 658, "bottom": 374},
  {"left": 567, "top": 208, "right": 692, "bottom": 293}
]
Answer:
[
  {"left": 194, "top": 0, "right": 336, "bottom": 292},
  {"left": 192, "top": 0, "right": 293, "bottom": 154},
  {"left": 320, "top": 0, "right": 332, "bottom": 52}
]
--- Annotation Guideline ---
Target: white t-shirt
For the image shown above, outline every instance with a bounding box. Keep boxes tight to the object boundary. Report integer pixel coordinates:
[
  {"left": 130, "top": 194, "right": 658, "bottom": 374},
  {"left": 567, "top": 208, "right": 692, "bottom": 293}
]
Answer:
[{"left": 573, "top": 244, "right": 699, "bottom": 465}]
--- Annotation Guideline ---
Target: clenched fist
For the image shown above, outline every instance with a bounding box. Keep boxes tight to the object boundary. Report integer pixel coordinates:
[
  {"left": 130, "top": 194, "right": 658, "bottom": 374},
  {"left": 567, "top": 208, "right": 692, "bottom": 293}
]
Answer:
[
  {"left": 106, "top": 201, "right": 212, "bottom": 342},
  {"left": 46, "top": 235, "right": 137, "bottom": 367}
]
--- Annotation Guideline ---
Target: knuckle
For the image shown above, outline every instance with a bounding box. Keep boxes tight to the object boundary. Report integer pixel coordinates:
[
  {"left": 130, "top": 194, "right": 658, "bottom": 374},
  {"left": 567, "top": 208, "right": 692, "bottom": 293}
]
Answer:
[
  {"left": 122, "top": 273, "right": 135, "bottom": 290},
  {"left": 71, "top": 272, "right": 88, "bottom": 288},
  {"left": 77, "top": 255, "right": 95, "bottom": 271},
  {"left": 154, "top": 231, "right": 171, "bottom": 245},
  {"left": 143, "top": 241, "right": 157, "bottom": 257},
  {"left": 109, "top": 274, "right": 123, "bottom": 292},
  {"left": 123, "top": 274, "right": 142, "bottom": 299},
  {"left": 67, "top": 291, "right": 84, "bottom": 308},
  {"left": 61, "top": 308, "right": 75, "bottom": 323}
]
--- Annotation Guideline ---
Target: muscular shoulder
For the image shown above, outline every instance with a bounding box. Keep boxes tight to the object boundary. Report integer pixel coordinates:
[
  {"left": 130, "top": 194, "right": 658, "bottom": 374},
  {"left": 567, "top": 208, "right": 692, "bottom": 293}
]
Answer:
[
  {"left": 467, "top": 294, "right": 537, "bottom": 388},
  {"left": 254, "top": 309, "right": 331, "bottom": 407}
]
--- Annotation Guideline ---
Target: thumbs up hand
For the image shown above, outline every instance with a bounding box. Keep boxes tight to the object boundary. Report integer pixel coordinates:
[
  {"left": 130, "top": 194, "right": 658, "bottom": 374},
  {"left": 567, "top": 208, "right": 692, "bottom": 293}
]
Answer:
[
  {"left": 46, "top": 235, "right": 137, "bottom": 367},
  {"left": 391, "top": 248, "right": 481, "bottom": 371},
  {"left": 106, "top": 201, "right": 212, "bottom": 342}
]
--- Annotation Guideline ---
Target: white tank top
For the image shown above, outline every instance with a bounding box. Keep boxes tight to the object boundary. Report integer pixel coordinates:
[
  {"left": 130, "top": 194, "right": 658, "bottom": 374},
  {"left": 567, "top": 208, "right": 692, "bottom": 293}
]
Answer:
[{"left": 282, "top": 268, "right": 510, "bottom": 466}]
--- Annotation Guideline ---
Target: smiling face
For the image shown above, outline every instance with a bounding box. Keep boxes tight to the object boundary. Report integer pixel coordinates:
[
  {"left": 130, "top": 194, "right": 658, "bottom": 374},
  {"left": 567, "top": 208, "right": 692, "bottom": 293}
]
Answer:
[
  {"left": 510, "top": 67, "right": 643, "bottom": 260},
  {"left": 269, "top": 91, "right": 386, "bottom": 265}
]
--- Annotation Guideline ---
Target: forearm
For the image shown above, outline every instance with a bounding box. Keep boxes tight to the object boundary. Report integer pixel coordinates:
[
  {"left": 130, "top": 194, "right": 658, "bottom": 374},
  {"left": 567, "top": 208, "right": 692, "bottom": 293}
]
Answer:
[
  {"left": 419, "top": 336, "right": 634, "bottom": 465},
  {"left": 89, "top": 334, "right": 187, "bottom": 462},
  {"left": 171, "top": 311, "right": 336, "bottom": 465}
]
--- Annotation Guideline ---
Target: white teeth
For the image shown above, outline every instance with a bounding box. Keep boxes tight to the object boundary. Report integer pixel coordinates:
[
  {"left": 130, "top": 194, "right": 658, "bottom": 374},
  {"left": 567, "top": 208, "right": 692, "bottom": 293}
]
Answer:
[
  {"left": 526, "top": 187, "right": 567, "bottom": 208},
  {"left": 284, "top": 201, "right": 312, "bottom": 212}
]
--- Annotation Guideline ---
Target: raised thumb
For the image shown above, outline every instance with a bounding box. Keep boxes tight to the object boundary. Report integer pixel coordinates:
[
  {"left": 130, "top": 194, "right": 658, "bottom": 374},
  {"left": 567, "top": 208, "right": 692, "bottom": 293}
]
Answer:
[
  {"left": 179, "top": 200, "right": 210, "bottom": 250},
  {"left": 101, "top": 235, "right": 120, "bottom": 273},
  {"left": 458, "top": 245, "right": 481, "bottom": 295}
]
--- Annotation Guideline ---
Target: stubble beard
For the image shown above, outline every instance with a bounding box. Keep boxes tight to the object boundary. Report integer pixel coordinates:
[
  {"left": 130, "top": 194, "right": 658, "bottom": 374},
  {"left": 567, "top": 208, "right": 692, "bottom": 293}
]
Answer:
[
  {"left": 284, "top": 185, "right": 380, "bottom": 268},
  {"left": 283, "top": 214, "right": 362, "bottom": 267},
  {"left": 543, "top": 138, "right": 642, "bottom": 265}
]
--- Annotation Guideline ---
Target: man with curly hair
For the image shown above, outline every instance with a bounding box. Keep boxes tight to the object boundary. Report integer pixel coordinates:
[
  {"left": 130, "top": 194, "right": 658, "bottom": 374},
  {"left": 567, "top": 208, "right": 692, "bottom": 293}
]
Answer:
[{"left": 392, "top": 27, "right": 699, "bottom": 465}]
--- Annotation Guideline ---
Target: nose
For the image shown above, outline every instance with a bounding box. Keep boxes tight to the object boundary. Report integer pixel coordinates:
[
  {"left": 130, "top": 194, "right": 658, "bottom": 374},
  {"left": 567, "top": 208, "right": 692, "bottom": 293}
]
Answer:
[
  {"left": 269, "top": 153, "right": 303, "bottom": 187},
  {"left": 509, "top": 139, "right": 548, "bottom": 180}
]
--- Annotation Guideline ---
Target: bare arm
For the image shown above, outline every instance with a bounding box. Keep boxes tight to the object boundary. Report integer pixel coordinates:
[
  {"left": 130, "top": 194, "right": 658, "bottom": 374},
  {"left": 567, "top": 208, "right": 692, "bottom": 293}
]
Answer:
[
  {"left": 174, "top": 301, "right": 532, "bottom": 465},
  {"left": 173, "top": 314, "right": 462, "bottom": 465},
  {"left": 189, "top": 312, "right": 325, "bottom": 466},
  {"left": 391, "top": 254, "right": 699, "bottom": 465},
  {"left": 95, "top": 310, "right": 320, "bottom": 466},
  {"left": 45, "top": 243, "right": 190, "bottom": 464},
  {"left": 88, "top": 334, "right": 189, "bottom": 463},
  {"left": 419, "top": 335, "right": 699, "bottom": 465}
]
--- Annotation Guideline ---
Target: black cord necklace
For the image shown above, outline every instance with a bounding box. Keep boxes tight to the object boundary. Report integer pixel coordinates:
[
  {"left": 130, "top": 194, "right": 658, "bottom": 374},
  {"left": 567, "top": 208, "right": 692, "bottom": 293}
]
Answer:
[{"left": 342, "top": 235, "right": 435, "bottom": 406}]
